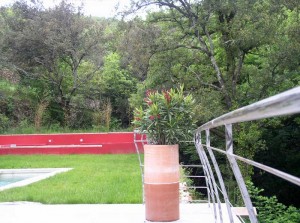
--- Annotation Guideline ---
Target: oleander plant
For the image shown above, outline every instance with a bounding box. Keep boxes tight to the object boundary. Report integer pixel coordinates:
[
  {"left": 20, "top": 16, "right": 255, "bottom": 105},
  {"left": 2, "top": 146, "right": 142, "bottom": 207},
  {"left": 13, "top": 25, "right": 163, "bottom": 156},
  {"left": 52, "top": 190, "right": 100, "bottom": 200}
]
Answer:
[{"left": 133, "top": 85, "right": 196, "bottom": 145}]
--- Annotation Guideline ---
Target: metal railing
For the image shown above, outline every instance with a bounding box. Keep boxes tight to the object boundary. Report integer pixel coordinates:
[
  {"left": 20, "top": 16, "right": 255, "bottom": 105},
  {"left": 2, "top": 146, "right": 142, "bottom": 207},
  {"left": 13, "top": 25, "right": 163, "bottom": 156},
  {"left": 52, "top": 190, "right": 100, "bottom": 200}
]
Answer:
[
  {"left": 194, "top": 86, "right": 300, "bottom": 223},
  {"left": 133, "top": 130, "right": 146, "bottom": 203},
  {"left": 180, "top": 164, "right": 209, "bottom": 204}
]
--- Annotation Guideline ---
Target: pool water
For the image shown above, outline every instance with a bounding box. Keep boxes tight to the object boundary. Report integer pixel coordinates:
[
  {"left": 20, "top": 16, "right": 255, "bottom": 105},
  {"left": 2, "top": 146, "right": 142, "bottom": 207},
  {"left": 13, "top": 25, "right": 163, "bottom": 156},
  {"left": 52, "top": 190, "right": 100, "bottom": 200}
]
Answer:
[
  {"left": 0, "top": 168, "right": 72, "bottom": 191},
  {"left": 0, "top": 176, "right": 27, "bottom": 187},
  {"left": 0, "top": 174, "right": 39, "bottom": 187}
]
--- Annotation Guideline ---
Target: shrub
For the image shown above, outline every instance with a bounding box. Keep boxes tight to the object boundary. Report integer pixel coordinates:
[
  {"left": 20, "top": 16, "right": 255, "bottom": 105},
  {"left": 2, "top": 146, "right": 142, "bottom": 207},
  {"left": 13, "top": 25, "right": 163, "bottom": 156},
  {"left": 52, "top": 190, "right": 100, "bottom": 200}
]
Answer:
[
  {"left": 247, "top": 181, "right": 300, "bottom": 222},
  {"left": 132, "top": 85, "right": 196, "bottom": 145},
  {"left": 0, "top": 113, "right": 10, "bottom": 133}
]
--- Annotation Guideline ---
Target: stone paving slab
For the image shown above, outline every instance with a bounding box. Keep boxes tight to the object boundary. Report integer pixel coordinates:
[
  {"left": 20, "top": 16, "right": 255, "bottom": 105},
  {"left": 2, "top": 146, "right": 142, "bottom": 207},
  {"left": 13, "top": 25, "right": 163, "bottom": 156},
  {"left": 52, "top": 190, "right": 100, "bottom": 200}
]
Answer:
[{"left": 0, "top": 202, "right": 241, "bottom": 223}]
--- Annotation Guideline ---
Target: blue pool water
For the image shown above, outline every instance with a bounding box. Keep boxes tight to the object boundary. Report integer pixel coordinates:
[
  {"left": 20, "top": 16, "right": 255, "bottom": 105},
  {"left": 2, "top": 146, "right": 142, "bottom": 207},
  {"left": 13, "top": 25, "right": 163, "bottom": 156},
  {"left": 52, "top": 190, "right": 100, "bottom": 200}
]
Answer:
[
  {"left": 0, "top": 175, "right": 30, "bottom": 187},
  {"left": 0, "top": 168, "right": 72, "bottom": 191}
]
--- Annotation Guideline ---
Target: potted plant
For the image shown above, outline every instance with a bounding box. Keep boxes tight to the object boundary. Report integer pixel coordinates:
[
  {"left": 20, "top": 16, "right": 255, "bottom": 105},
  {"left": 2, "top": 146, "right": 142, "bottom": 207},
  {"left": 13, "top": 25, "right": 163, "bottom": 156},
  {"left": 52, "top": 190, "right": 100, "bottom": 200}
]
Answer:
[{"left": 133, "top": 85, "right": 196, "bottom": 222}]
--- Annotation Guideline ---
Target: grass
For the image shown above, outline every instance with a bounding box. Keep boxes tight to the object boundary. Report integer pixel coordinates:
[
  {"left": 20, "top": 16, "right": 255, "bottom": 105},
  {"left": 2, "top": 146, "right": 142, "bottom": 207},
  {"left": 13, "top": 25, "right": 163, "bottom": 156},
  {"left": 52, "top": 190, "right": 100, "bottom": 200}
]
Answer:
[{"left": 0, "top": 154, "right": 142, "bottom": 204}]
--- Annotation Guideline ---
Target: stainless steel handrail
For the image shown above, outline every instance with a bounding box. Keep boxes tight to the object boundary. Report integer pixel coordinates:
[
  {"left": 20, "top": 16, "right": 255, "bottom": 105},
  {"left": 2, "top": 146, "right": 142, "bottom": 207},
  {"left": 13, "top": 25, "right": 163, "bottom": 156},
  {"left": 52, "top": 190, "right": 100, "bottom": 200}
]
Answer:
[
  {"left": 195, "top": 86, "right": 300, "bottom": 223},
  {"left": 198, "top": 86, "right": 300, "bottom": 131}
]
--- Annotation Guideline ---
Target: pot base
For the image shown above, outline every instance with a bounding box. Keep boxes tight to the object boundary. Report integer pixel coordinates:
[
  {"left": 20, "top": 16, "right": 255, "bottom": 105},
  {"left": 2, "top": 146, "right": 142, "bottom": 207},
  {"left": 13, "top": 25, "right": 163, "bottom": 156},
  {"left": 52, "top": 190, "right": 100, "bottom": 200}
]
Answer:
[{"left": 145, "top": 182, "right": 179, "bottom": 222}]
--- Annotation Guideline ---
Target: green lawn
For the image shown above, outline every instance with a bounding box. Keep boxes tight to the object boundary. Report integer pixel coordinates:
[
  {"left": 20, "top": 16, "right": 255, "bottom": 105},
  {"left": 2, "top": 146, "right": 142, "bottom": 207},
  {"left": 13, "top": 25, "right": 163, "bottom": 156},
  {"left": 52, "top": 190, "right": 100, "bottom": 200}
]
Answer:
[{"left": 0, "top": 154, "right": 143, "bottom": 204}]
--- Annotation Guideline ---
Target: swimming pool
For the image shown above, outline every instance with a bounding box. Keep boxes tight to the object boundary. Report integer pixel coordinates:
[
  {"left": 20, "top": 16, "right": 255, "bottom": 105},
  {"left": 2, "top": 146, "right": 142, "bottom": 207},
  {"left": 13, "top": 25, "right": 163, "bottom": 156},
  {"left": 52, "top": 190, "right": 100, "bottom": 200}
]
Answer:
[
  {"left": 0, "top": 168, "right": 72, "bottom": 191},
  {"left": 0, "top": 174, "right": 37, "bottom": 187}
]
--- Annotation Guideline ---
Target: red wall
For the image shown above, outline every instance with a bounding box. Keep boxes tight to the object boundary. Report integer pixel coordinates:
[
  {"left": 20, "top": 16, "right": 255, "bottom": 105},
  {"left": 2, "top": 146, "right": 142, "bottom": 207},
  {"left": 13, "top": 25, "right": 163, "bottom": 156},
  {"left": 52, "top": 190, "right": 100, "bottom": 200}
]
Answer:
[{"left": 0, "top": 132, "right": 144, "bottom": 155}]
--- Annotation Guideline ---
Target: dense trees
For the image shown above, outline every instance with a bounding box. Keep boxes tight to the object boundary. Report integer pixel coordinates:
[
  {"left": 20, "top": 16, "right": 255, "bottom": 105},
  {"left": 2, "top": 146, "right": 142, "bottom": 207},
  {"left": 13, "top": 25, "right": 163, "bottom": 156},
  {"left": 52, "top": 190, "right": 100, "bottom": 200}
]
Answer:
[
  {"left": 1, "top": 1, "right": 106, "bottom": 126},
  {"left": 127, "top": 0, "right": 299, "bottom": 107},
  {"left": 0, "top": 1, "right": 137, "bottom": 129}
]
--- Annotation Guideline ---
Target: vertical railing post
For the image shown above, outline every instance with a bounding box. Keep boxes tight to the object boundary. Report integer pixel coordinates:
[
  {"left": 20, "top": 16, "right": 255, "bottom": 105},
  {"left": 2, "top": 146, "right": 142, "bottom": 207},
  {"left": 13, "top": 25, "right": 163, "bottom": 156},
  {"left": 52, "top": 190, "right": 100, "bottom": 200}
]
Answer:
[
  {"left": 225, "top": 124, "right": 258, "bottom": 223},
  {"left": 133, "top": 130, "right": 145, "bottom": 203},
  {"left": 206, "top": 129, "right": 234, "bottom": 223},
  {"left": 205, "top": 130, "right": 224, "bottom": 223},
  {"left": 195, "top": 131, "right": 218, "bottom": 222},
  {"left": 196, "top": 131, "right": 225, "bottom": 223}
]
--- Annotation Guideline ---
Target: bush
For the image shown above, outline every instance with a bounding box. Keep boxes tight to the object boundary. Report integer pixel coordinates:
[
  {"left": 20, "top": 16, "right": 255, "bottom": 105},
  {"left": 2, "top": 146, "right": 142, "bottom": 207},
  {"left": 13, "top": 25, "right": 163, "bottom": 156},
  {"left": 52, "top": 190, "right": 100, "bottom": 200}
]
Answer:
[
  {"left": 133, "top": 85, "right": 196, "bottom": 145},
  {"left": 247, "top": 181, "right": 300, "bottom": 222},
  {"left": 0, "top": 113, "right": 10, "bottom": 133}
]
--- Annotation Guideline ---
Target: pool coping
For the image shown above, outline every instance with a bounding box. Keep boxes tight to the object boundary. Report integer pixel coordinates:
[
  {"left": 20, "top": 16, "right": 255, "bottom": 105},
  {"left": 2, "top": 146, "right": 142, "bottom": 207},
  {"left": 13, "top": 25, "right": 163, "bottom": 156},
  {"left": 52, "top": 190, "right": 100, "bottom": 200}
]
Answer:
[{"left": 0, "top": 168, "right": 73, "bottom": 191}]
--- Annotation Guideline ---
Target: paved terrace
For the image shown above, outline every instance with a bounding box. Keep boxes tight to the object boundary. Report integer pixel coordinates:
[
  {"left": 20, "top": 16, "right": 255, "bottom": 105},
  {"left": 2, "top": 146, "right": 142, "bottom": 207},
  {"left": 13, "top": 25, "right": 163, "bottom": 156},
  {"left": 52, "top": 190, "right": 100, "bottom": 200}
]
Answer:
[{"left": 0, "top": 202, "right": 241, "bottom": 223}]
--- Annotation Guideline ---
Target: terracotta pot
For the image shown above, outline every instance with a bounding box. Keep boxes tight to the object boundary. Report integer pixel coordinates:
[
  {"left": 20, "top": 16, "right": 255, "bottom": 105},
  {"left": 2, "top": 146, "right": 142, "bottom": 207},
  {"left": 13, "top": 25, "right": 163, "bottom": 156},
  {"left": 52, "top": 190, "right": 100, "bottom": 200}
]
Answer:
[{"left": 144, "top": 144, "right": 180, "bottom": 222}]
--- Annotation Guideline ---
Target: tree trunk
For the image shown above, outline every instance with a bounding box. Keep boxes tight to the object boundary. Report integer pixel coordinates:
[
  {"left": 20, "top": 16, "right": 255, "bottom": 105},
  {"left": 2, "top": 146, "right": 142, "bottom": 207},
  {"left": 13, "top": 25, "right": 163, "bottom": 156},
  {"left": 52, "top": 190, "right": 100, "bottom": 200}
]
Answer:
[
  {"left": 60, "top": 97, "right": 72, "bottom": 127},
  {"left": 34, "top": 101, "right": 49, "bottom": 132}
]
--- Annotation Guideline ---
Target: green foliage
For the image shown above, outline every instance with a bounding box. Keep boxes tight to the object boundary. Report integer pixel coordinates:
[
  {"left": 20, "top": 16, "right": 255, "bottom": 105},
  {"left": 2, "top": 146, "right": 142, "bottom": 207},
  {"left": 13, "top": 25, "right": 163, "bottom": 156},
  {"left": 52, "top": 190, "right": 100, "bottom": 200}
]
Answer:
[
  {"left": 109, "top": 117, "right": 122, "bottom": 130},
  {"left": 0, "top": 78, "right": 38, "bottom": 127},
  {"left": 133, "top": 85, "right": 196, "bottom": 145},
  {"left": 252, "top": 116, "right": 300, "bottom": 207},
  {"left": 247, "top": 181, "right": 300, "bottom": 223},
  {"left": 1, "top": 0, "right": 107, "bottom": 127},
  {"left": 0, "top": 113, "right": 9, "bottom": 133},
  {"left": 234, "top": 122, "right": 266, "bottom": 178},
  {"left": 101, "top": 52, "right": 137, "bottom": 126},
  {"left": 102, "top": 53, "right": 130, "bottom": 87}
]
